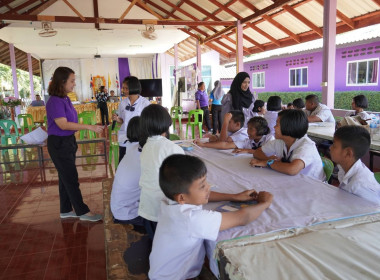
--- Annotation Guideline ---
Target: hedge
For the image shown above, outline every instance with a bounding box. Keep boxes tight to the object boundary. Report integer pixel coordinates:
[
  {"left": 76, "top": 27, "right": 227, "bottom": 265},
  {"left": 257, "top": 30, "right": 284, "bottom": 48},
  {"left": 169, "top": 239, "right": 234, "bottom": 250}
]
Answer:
[{"left": 257, "top": 91, "right": 380, "bottom": 112}]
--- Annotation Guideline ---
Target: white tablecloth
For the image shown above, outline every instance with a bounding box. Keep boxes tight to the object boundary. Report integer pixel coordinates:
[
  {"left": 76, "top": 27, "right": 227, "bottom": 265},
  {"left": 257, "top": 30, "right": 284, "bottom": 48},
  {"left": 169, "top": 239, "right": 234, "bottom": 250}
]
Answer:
[{"left": 185, "top": 146, "right": 380, "bottom": 277}]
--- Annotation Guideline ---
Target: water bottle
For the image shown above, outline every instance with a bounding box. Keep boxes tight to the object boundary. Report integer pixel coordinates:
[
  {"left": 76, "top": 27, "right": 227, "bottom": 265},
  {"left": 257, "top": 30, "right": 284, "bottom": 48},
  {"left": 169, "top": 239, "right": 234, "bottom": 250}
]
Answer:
[{"left": 370, "top": 121, "right": 377, "bottom": 140}]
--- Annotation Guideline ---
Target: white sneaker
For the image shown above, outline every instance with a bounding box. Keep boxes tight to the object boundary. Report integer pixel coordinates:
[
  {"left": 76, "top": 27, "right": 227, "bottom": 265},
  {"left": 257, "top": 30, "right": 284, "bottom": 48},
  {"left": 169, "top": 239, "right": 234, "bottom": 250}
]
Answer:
[
  {"left": 60, "top": 211, "right": 79, "bottom": 219},
  {"left": 79, "top": 213, "right": 102, "bottom": 222}
]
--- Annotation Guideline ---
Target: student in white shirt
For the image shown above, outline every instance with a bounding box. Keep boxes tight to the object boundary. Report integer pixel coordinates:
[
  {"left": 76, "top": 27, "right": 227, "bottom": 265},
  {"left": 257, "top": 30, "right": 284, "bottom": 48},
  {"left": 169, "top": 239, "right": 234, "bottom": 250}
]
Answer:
[
  {"left": 250, "top": 109, "right": 325, "bottom": 181},
  {"left": 110, "top": 116, "right": 144, "bottom": 229},
  {"left": 195, "top": 117, "right": 274, "bottom": 155},
  {"left": 304, "top": 94, "right": 335, "bottom": 123},
  {"left": 330, "top": 126, "right": 380, "bottom": 204},
  {"left": 264, "top": 96, "right": 282, "bottom": 136},
  {"left": 344, "top": 94, "right": 371, "bottom": 121},
  {"left": 138, "top": 104, "right": 185, "bottom": 239},
  {"left": 112, "top": 76, "right": 151, "bottom": 162},
  {"left": 208, "top": 110, "right": 248, "bottom": 143},
  {"left": 292, "top": 98, "right": 305, "bottom": 110},
  {"left": 149, "top": 154, "right": 273, "bottom": 280},
  {"left": 252, "top": 99, "right": 267, "bottom": 117}
]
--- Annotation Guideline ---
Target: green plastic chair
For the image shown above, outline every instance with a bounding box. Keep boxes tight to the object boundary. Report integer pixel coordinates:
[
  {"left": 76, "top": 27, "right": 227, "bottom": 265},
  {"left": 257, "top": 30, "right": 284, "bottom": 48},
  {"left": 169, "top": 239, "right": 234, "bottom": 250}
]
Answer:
[
  {"left": 186, "top": 109, "right": 204, "bottom": 139},
  {"left": 108, "top": 124, "right": 121, "bottom": 170},
  {"left": 170, "top": 106, "right": 183, "bottom": 132},
  {"left": 375, "top": 172, "right": 380, "bottom": 184},
  {"left": 17, "top": 114, "right": 35, "bottom": 135},
  {"left": 78, "top": 111, "right": 97, "bottom": 139},
  {"left": 321, "top": 157, "right": 334, "bottom": 182},
  {"left": 44, "top": 115, "right": 48, "bottom": 131},
  {"left": 0, "top": 119, "right": 19, "bottom": 155},
  {"left": 169, "top": 133, "right": 180, "bottom": 141}
]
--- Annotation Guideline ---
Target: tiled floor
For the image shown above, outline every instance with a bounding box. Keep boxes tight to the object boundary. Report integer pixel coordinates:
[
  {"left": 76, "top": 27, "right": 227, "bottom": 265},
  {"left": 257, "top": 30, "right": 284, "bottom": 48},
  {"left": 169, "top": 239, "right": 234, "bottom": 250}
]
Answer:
[{"left": 0, "top": 142, "right": 109, "bottom": 280}]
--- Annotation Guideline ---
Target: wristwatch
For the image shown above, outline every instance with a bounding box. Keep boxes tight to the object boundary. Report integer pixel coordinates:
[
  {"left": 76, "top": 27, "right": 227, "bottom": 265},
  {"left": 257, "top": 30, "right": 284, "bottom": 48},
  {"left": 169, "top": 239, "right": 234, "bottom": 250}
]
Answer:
[{"left": 267, "top": 159, "right": 275, "bottom": 168}]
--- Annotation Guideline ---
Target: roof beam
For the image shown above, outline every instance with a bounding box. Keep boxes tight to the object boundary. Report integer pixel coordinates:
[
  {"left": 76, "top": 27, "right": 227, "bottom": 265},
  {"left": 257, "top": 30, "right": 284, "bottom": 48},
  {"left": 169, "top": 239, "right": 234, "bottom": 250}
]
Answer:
[
  {"left": 221, "top": 34, "right": 250, "bottom": 53},
  {"left": 205, "top": 42, "right": 230, "bottom": 58},
  {"left": 93, "top": 0, "right": 99, "bottom": 29},
  {"left": 118, "top": 0, "right": 138, "bottom": 22},
  {"left": 238, "top": 0, "right": 258, "bottom": 12},
  {"left": 315, "top": 0, "right": 355, "bottom": 29},
  {"left": 282, "top": 4, "right": 323, "bottom": 37},
  {"left": 371, "top": 0, "right": 380, "bottom": 7},
  {"left": 208, "top": 0, "right": 241, "bottom": 20},
  {"left": 137, "top": 0, "right": 164, "bottom": 20},
  {"left": 245, "top": 22, "right": 281, "bottom": 46},
  {"left": 166, "top": 0, "right": 185, "bottom": 19},
  {"left": 181, "top": 0, "right": 220, "bottom": 21},
  {"left": 262, "top": 14, "right": 301, "bottom": 43},
  {"left": 62, "top": 0, "right": 85, "bottom": 21}
]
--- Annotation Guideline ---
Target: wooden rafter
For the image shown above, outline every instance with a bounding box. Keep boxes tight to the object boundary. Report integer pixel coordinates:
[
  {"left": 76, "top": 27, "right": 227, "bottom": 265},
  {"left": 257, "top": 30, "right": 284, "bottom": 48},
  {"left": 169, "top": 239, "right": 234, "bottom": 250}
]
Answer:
[
  {"left": 282, "top": 4, "right": 323, "bottom": 37},
  {"left": 238, "top": 0, "right": 258, "bottom": 12},
  {"left": 208, "top": 0, "right": 240, "bottom": 20},
  {"left": 181, "top": 0, "right": 220, "bottom": 21},
  {"left": 62, "top": 0, "right": 85, "bottom": 21},
  {"left": 221, "top": 34, "right": 249, "bottom": 53},
  {"left": 137, "top": 0, "right": 164, "bottom": 20},
  {"left": 118, "top": 0, "right": 138, "bottom": 23},
  {"left": 262, "top": 14, "right": 301, "bottom": 43},
  {"left": 371, "top": 0, "right": 380, "bottom": 7},
  {"left": 166, "top": 0, "right": 185, "bottom": 19},
  {"left": 204, "top": 0, "right": 240, "bottom": 21},
  {"left": 315, "top": 0, "right": 355, "bottom": 29},
  {"left": 93, "top": 0, "right": 99, "bottom": 29},
  {"left": 5, "top": 0, "right": 39, "bottom": 14},
  {"left": 245, "top": 22, "right": 281, "bottom": 46}
]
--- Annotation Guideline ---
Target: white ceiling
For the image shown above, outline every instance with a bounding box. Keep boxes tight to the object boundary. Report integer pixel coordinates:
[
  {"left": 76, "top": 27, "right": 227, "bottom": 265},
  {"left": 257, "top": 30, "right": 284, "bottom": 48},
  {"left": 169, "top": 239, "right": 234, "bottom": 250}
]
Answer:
[{"left": 0, "top": 0, "right": 189, "bottom": 59}]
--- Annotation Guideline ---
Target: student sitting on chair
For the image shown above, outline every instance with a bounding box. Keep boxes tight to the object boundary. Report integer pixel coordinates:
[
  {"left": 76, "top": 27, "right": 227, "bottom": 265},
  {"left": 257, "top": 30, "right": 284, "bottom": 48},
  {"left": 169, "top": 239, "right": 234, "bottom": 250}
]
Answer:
[
  {"left": 344, "top": 94, "right": 371, "bottom": 122},
  {"left": 304, "top": 94, "right": 335, "bottom": 123},
  {"left": 110, "top": 116, "right": 145, "bottom": 231},
  {"left": 251, "top": 100, "right": 267, "bottom": 117},
  {"left": 207, "top": 110, "right": 247, "bottom": 143},
  {"left": 250, "top": 109, "right": 325, "bottom": 181},
  {"left": 149, "top": 154, "right": 273, "bottom": 280},
  {"left": 330, "top": 126, "right": 380, "bottom": 204},
  {"left": 195, "top": 117, "right": 273, "bottom": 155}
]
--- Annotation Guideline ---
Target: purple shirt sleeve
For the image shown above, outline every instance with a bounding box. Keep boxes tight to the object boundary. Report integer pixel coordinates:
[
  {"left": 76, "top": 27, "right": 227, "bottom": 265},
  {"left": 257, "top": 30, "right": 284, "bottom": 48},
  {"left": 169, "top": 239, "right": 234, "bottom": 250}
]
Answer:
[{"left": 46, "top": 96, "right": 78, "bottom": 136}]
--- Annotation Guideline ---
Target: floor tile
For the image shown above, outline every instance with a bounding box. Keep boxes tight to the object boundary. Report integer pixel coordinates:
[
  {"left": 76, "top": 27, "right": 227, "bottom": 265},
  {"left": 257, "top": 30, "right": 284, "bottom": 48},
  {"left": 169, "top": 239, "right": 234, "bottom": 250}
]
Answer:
[
  {"left": 3, "top": 251, "right": 50, "bottom": 276},
  {"left": 14, "top": 236, "right": 55, "bottom": 256},
  {"left": 44, "top": 263, "right": 87, "bottom": 280},
  {"left": 47, "top": 246, "right": 88, "bottom": 269}
]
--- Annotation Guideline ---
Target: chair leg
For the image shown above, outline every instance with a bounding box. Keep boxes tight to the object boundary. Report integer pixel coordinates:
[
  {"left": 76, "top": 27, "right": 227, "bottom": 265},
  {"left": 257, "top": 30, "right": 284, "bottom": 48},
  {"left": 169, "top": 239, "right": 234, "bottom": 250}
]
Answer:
[
  {"left": 178, "top": 118, "right": 182, "bottom": 133},
  {"left": 114, "top": 145, "right": 119, "bottom": 169},
  {"left": 191, "top": 125, "right": 195, "bottom": 139},
  {"left": 186, "top": 124, "right": 189, "bottom": 139},
  {"left": 199, "top": 123, "right": 202, "bottom": 139},
  {"left": 172, "top": 119, "right": 176, "bottom": 131}
]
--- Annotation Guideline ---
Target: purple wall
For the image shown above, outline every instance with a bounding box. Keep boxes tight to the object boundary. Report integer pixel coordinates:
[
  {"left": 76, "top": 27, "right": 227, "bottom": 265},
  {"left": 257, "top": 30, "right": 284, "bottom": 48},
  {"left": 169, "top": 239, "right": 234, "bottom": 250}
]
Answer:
[
  {"left": 118, "top": 58, "right": 130, "bottom": 84},
  {"left": 238, "top": 41, "right": 380, "bottom": 93}
]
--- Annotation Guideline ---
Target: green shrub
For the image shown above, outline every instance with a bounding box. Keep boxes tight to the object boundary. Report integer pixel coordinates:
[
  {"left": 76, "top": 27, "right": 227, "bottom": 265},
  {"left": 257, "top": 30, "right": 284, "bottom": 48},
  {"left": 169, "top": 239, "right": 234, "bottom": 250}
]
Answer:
[{"left": 257, "top": 91, "right": 380, "bottom": 112}]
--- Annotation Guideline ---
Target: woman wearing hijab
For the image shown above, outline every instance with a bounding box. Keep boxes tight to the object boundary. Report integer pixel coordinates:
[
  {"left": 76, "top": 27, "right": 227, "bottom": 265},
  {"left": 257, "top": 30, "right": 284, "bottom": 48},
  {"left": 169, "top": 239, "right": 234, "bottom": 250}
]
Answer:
[
  {"left": 221, "top": 72, "right": 255, "bottom": 127},
  {"left": 210, "top": 80, "right": 225, "bottom": 134}
]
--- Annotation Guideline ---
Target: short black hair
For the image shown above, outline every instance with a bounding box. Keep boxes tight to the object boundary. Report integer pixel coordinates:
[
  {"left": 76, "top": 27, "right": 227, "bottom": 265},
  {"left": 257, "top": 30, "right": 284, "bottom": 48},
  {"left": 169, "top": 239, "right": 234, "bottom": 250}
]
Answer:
[
  {"left": 99, "top": 86, "right": 105, "bottom": 92},
  {"left": 159, "top": 154, "right": 207, "bottom": 201},
  {"left": 293, "top": 98, "right": 305, "bottom": 109},
  {"left": 353, "top": 95, "right": 368, "bottom": 109},
  {"left": 287, "top": 103, "right": 293, "bottom": 107},
  {"left": 305, "top": 94, "right": 319, "bottom": 103},
  {"left": 334, "top": 126, "right": 370, "bottom": 160},
  {"left": 252, "top": 100, "right": 265, "bottom": 113},
  {"left": 126, "top": 116, "right": 140, "bottom": 143},
  {"left": 267, "top": 96, "right": 282, "bottom": 111},
  {"left": 127, "top": 76, "right": 142, "bottom": 95},
  {"left": 247, "top": 117, "right": 270, "bottom": 136},
  {"left": 139, "top": 104, "right": 172, "bottom": 147},
  {"left": 198, "top": 82, "right": 204, "bottom": 88},
  {"left": 278, "top": 109, "right": 308, "bottom": 138},
  {"left": 230, "top": 110, "right": 245, "bottom": 128}
]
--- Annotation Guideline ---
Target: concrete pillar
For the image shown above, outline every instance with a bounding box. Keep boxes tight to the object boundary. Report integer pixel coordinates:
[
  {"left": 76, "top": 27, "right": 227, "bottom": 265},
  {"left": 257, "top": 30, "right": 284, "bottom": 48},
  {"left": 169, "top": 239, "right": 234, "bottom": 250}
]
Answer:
[
  {"left": 196, "top": 39, "right": 202, "bottom": 82},
  {"left": 27, "top": 53, "right": 35, "bottom": 100},
  {"left": 321, "top": 0, "right": 337, "bottom": 108},
  {"left": 9, "top": 43, "right": 20, "bottom": 115}
]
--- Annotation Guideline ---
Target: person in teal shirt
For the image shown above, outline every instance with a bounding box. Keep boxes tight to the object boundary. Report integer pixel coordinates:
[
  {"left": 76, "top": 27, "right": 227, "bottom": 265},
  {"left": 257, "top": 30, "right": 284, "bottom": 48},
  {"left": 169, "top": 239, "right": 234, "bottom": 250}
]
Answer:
[{"left": 210, "top": 80, "right": 225, "bottom": 134}]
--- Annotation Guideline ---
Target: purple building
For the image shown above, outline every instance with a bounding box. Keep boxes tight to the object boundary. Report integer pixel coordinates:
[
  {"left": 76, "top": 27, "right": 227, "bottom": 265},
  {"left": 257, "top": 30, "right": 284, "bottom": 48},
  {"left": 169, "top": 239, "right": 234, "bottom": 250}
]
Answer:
[{"left": 221, "top": 40, "right": 380, "bottom": 94}]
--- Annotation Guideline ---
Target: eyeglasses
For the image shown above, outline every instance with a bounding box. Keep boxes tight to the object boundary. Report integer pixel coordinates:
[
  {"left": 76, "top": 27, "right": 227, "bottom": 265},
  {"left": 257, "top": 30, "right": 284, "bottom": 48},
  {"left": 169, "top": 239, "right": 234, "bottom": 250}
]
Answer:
[{"left": 125, "top": 104, "right": 136, "bottom": 111}]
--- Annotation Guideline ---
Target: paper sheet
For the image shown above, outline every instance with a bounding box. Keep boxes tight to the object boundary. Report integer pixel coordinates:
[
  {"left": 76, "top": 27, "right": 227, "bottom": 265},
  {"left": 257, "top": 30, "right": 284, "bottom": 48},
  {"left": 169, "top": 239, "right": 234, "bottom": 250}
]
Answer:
[{"left": 20, "top": 127, "right": 48, "bottom": 144}]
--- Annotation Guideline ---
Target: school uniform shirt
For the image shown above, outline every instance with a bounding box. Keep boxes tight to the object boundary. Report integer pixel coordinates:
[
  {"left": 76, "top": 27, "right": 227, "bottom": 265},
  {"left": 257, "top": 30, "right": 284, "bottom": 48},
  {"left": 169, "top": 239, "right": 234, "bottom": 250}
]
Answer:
[
  {"left": 221, "top": 93, "right": 255, "bottom": 127},
  {"left": 228, "top": 127, "right": 248, "bottom": 143},
  {"left": 149, "top": 200, "right": 222, "bottom": 280},
  {"left": 110, "top": 142, "right": 141, "bottom": 220},
  {"left": 235, "top": 134, "right": 275, "bottom": 150},
  {"left": 338, "top": 159, "right": 380, "bottom": 204},
  {"left": 304, "top": 103, "right": 335, "bottom": 123},
  {"left": 344, "top": 110, "right": 371, "bottom": 121},
  {"left": 261, "top": 135, "right": 325, "bottom": 181},
  {"left": 264, "top": 111, "right": 278, "bottom": 136},
  {"left": 138, "top": 136, "right": 185, "bottom": 222},
  {"left": 117, "top": 96, "right": 151, "bottom": 147}
]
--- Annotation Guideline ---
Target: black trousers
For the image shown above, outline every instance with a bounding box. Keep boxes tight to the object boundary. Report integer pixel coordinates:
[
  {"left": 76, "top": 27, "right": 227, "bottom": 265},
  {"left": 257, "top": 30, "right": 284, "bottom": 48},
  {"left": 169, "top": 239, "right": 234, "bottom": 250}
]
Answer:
[
  {"left": 47, "top": 134, "right": 90, "bottom": 216},
  {"left": 119, "top": 146, "right": 126, "bottom": 163},
  {"left": 200, "top": 106, "right": 211, "bottom": 130},
  {"left": 211, "top": 104, "right": 222, "bottom": 134},
  {"left": 99, "top": 102, "right": 109, "bottom": 125}
]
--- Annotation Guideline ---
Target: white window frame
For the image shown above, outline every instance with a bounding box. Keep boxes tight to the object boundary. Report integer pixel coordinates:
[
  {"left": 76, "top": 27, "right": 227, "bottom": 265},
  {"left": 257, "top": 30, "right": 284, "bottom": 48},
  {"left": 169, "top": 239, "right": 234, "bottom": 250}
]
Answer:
[
  {"left": 346, "top": 58, "right": 379, "bottom": 86},
  {"left": 252, "top": 72, "right": 265, "bottom": 89},
  {"left": 289, "top": 66, "right": 308, "bottom": 88}
]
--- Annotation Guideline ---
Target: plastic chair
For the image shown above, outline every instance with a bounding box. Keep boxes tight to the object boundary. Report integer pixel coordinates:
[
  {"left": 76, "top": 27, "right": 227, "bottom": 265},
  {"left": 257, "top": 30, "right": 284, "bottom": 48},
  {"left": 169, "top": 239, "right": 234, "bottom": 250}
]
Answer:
[
  {"left": 78, "top": 111, "right": 96, "bottom": 139},
  {"left": 44, "top": 115, "right": 48, "bottom": 131},
  {"left": 170, "top": 106, "right": 183, "bottom": 132},
  {"left": 108, "top": 124, "right": 121, "bottom": 170},
  {"left": 321, "top": 157, "right": 334, "bottom": 182},
  {"left": 186, "top": 109, "right": 204, "bottom": 139},
  {"left": 169, "top": 133, "right": 180, "bottom": 141},
  {"left": 375, "top": 172, "right": 380, "bottom": 184},
  {"left": 0, "top": 119, "right": 19, "bottom": 155},
  {"left": 17, "top": 114, "right": 35, "bottom": 135}
]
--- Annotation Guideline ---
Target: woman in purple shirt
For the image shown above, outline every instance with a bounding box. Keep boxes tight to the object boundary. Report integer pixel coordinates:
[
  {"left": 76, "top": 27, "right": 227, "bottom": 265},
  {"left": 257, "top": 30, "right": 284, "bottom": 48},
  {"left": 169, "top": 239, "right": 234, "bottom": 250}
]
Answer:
[
  {"left": 195, "top": 82, "right": 212, "bottom": 133},
  {"left": 46, "top": 67, "right": 103, "bottom": 222}
]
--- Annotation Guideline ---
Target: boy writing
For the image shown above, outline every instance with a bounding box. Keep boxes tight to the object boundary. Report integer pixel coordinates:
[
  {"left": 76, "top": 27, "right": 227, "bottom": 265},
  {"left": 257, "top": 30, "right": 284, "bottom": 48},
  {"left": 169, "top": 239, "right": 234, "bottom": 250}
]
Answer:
[
  {"left": 330, "top": 126, "right": 380, "bottom": 204},
  {"left": 149, "top": 154, "right": 273, "bottom": 280}
]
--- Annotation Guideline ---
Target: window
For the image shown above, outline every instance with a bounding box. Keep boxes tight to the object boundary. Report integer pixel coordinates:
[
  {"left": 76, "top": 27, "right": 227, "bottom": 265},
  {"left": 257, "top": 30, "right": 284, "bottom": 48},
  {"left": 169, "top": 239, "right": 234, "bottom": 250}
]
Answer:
[
  {"left": 252, "top": 72, "right": 265, "bottom": 88},
  {"left": 289, "top": 67, "right": 308, "bottom": 87},
  {"left": 201, "top": 65, "right": 212, "bottom": 92},
  {"left": 347, "top": 59, "right": 378, "bottom": 85}
]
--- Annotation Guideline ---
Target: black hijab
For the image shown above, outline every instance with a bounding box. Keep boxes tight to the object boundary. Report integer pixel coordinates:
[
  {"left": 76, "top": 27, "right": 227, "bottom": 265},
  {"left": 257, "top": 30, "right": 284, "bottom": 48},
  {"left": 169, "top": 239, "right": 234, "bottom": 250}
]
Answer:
[{"left": 229, "top": 72, "right": 253, "bottom": 111}]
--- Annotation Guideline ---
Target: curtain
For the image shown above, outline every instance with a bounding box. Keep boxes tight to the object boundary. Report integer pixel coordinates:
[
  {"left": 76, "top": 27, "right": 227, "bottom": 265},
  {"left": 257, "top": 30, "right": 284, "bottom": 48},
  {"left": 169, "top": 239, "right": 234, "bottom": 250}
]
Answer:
[
  {"left": 370, "top": 60, "right": 378, "bottom": 83},
  {"left": 128, "top": 57, "right": 154, "bottom": 79}
]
